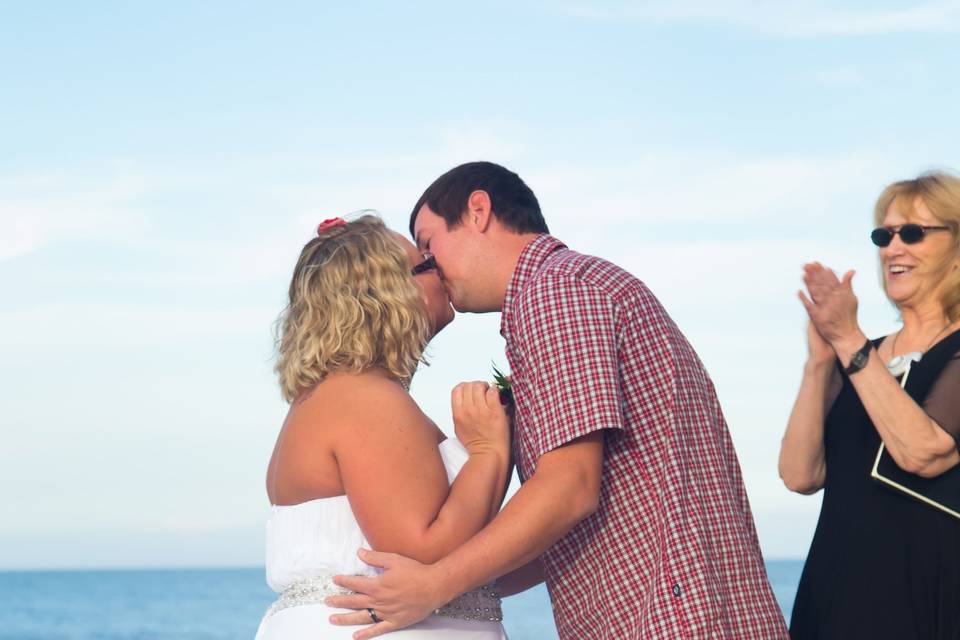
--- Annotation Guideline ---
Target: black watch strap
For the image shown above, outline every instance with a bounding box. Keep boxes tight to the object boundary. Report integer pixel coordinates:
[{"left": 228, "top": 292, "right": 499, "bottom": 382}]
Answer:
[{"left": 844, "top": 338, "right": 873, "bottom": 375}]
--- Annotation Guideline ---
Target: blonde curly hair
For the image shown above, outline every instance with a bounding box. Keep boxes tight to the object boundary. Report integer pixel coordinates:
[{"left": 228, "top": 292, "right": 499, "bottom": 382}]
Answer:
[
  {"left": 873, "top": 170, "right": 960, "bottom": 322},
  {"left": 274, "top": 215, "right": 432, "bottom": 403}
]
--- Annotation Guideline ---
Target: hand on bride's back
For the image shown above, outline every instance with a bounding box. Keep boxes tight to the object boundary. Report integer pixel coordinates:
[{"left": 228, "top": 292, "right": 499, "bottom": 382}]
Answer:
[{"left": 451, "top": 381, "right": 511, "bottom": 456}]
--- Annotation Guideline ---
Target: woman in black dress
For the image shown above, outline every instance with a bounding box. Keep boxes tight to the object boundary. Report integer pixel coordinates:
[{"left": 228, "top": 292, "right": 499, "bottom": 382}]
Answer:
[{"left": 781, "top": 171, "right": 960, "bottom": 639}]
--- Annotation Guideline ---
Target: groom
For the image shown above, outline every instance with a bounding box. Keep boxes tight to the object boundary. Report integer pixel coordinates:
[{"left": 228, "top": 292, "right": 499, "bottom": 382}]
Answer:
[{"left": 328, "top": 162, "right": 788, "bottom": 639}]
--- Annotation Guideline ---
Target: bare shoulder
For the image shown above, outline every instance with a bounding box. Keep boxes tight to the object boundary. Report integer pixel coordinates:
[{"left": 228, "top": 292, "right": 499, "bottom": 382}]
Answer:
[
  {"left": 319, "top": 373, "right": 448, "bottom": 495},
  {"left": 316, "top": 372, "right": 420, "bottom": 423},
  {"left": 301, "top": 372, "right": 432, "bottom": 440},
  {"left": 270, "top": 372, "right": 438, "bottom": 504}
]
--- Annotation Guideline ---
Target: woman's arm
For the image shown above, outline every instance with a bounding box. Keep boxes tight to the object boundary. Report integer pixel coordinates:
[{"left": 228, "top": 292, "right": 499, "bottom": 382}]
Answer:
[
  {"left": 336, "top": 377, "right": 511, "bottom": 565},
  {"left": 779, "top": 335, "right": 839, "bottom": 494},
  {"left": 780, "top": 270, "right": 844, "bottom": 494},
  {"left": 831, "top": 334, "right": 960, "bottom": 478},
  {"left": 801, "top": 263, "right": 960, "bottom": 478}
]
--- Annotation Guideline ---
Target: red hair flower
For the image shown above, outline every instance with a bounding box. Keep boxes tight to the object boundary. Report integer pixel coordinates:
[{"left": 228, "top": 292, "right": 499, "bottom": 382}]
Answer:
[{"left": 317, "top": 217, "right": 347, "bottom": 234}]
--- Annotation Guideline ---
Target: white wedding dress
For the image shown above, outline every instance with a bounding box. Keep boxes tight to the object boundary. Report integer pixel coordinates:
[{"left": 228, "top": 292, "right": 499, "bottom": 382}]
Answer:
[{"left": 255, "top": 438, "right": 508, "bottom": 639}]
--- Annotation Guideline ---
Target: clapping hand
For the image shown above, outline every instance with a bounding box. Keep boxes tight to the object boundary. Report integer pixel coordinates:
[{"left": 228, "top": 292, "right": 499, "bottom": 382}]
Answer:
[
  {"left": 803, "top": 319, "right": 835, "bottom": 367},
  {"left": 797, "top": 262, "right": 863, "bottom": 355}
]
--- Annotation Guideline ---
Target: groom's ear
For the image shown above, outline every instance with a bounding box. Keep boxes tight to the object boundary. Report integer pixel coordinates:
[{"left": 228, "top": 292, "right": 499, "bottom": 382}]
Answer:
[{"left": 465, "top": 190, "right": 493, "bottom": 233}]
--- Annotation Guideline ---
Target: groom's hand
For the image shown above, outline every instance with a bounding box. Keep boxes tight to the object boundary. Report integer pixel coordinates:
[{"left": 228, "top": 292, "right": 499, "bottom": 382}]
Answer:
[{"left": 326, "top": 548, "right": 450, "bottom": 640}]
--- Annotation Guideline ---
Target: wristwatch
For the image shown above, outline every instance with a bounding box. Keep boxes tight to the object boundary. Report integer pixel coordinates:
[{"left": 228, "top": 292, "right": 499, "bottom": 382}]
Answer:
[{"left": 844, "top": 339, "right": 873, "bottom": 375}]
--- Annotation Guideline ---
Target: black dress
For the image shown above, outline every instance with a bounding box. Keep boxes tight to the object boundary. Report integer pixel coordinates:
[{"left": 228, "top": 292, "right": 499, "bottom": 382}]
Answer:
[{"left": 790, "top": 330, "right": 960, "bottom": 640}]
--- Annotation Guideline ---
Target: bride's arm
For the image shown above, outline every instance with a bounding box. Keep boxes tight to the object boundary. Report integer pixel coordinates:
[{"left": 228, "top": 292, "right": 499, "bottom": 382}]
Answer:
[{"left": 334, "top": 377, "right": 511, "bottom": 565}]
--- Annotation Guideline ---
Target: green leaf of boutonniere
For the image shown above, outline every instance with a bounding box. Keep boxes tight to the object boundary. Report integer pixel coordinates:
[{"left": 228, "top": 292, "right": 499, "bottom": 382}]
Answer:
[{"left": 492, "top": 363, "right": 513, "bottom": 407}]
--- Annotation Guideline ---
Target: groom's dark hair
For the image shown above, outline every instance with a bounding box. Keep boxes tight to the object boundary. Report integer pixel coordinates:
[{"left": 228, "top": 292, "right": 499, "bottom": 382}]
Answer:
[{"left": 409, "top": 161, "right": 549, "bottom": 235}]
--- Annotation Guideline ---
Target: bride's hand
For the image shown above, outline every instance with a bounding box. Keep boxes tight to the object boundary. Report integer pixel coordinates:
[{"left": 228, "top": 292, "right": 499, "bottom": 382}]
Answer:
[{"left": 451, "top": 381, "right": 511, "bottom": 456}]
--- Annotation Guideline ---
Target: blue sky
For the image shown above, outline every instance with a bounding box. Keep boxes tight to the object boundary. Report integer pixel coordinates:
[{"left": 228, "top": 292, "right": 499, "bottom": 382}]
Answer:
[{"left": 2, "top": 1, "right": 959, "bottom": 569}]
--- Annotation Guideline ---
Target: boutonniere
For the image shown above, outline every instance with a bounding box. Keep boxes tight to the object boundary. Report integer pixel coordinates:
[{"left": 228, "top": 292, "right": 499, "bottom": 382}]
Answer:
[{"left": 492, "top": 363, "right": 513, "bottom": 407}]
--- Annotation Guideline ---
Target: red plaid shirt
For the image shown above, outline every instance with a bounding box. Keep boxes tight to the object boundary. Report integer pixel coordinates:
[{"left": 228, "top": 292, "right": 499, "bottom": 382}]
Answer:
[{"left": 501, "top": 235, "right": 787, "bottom": 640}]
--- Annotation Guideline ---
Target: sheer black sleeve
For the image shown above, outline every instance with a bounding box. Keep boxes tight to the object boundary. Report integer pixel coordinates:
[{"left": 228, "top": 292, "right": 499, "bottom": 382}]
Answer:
[{"left": 923, "top": 352, "right": 960, "bottom": 449}]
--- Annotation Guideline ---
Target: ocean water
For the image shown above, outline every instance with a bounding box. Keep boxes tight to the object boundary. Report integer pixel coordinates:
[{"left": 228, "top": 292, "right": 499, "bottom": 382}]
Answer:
[{"left": 0, "top": 561, "right": 802, "bottom": 639}]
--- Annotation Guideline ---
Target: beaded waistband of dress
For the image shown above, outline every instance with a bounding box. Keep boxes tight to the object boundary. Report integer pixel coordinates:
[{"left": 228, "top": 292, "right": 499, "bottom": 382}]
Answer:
[{"left": 261, "top": 574, "right": 503, "bottom": 622}]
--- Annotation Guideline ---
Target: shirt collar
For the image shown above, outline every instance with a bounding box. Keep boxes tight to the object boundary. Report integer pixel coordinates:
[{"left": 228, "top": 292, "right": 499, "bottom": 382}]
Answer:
[{"left": 500, "top": 234, "right": 568, "bottom": 338}]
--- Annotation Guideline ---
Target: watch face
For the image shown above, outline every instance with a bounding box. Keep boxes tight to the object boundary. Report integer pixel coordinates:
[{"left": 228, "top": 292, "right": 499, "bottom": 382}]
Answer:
[{"left": 848, "top": 345, "right": 871, "bottom": 372}]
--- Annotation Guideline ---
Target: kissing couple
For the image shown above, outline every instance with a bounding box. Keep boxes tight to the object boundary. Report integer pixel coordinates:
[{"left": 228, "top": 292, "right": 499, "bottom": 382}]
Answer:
[{"left": 255, "top": 162, "right": 788, "bottom": 639}]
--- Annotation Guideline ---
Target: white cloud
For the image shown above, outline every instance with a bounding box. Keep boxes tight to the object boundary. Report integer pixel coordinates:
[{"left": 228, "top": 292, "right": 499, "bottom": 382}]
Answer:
[
  {"left": 0, "top": 302, "right": 278, "bottom": 348},
  {"left": 0, "top": 126, "right": 525, "bottom": 280},
  {"left": 558, "top": 1, "right": 960, "bottom": 36},
  {"left": 615, "top": 237, "right": 888, "bottom": 304},
  {"left": 0, "top": 171, "right": 153, "bottom": 261},
  {"left": 529, "top": 151, "right": 893, "bottom": 228}
]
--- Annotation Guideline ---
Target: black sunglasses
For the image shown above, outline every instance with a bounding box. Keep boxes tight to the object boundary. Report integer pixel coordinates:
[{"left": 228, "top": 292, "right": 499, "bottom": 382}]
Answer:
[
  {"left": 870, "top": 224, "right": 951, "bottom": 247},
  {"left": 411, "top": 253, "right": 437, "bottom": 276}
]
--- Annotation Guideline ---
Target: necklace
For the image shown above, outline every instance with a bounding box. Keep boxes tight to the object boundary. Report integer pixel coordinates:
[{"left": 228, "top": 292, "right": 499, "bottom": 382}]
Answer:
[
  {"left": 399, "top": 377, "right": 411, "bottom": 392},
  {"left": 887, "top": 321, "right": 955, "bottom": 375}
]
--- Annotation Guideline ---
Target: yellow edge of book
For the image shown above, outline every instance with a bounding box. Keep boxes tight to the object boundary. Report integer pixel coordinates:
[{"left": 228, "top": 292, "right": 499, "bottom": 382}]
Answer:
[
  {"left": 871, "top": 443, "right": 960, "bottom": 520},
  {"left": 869, "top": 359, "right": 960, "bottom": 521}
]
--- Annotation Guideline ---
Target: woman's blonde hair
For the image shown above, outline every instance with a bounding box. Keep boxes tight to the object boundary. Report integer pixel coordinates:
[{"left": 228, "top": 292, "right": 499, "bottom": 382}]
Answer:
[
  {"left": 873, "top": 170, "right": 960, "bottom": 321},
  {"left": 274, "top": 215, "right": 431, "bottom": 403}
]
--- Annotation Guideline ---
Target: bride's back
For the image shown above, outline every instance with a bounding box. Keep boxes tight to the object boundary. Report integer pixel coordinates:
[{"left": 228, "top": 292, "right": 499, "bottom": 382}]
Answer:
[{"left": 266, "top": 370, "right": 442, "bottom": 506}]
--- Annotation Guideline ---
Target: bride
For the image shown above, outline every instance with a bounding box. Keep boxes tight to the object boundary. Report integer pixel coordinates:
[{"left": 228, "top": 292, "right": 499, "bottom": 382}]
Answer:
[{"left": 255, "top": 214, "right": 511, "bottom": 639}]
